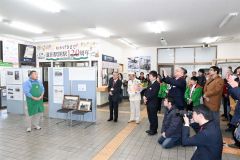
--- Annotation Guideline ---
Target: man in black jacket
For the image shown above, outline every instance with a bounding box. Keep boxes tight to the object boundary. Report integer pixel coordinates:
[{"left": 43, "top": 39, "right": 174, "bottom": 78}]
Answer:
[
  {"left": 182, "top": 104, "right": 223, "bottom": 160},
  {"left": 158, "top": 96, "right": 182, "bottom": 148},
  {"left": 144, "top": 71, "right": 160, "bottom": 135},
  {"left": 197, "top": 69, "right": 206, "bottom": 87},
  {"left": 162, "top": 67, "right": 187, "bottom": 110},
  {"left": 108, "top": 72, "right": 122, "bottom": 122}
]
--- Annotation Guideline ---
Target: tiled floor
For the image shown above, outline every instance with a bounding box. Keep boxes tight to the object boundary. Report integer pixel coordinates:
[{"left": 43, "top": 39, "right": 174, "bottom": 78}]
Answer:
[{"left": 0, "top": 100, "right": 239, "bottom": 160}]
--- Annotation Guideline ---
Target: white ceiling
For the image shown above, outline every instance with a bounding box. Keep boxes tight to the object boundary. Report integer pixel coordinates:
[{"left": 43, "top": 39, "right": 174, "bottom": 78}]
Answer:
[{"left": 0, "top": 0, "right": 240, "bottom": 47}]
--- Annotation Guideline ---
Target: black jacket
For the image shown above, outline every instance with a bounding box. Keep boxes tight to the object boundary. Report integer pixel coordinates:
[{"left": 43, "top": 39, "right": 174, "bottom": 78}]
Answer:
[
  {"left": 162, "top": 76, "right": 186, "bottom": 109},
  {"left": 182, "top": 120, "right": 223, "bottom": 160},
  {"left": 108, "top": 78, "right": 122, "bottom": 102},
  {"left": 144, "top": 81, "right": 160, "bottom": 106},
  {"left": 197, "top": 76, "right": 206, "bottom": 87},
  {"left": 161, "top": 106, "right": 182, "bottom": 138}
]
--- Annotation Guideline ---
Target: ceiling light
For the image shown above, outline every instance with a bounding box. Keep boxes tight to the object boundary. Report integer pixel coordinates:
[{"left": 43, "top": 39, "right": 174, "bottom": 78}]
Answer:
[
  {"left": 0, "top": 34, "right": 33, "bottom": 42},
  {"left": 219, "top": 12, "right": 238, "bottom": 28},
  {"left": 0, "top": 16, "right": 3, "bottom": 22},
  {"left": 88, "top": 27, "right": 113, "bottom": 38},
  {"left": 59, "top": 34, "right": 85, "bottom": 40},
  {"left": 118, "top": 38, "right": 138, "bottom": 49},
  {"left": 23, "top": 0, "right": 62, "bottom": 13},
  {"left": 33, "top": 37, "right": 55, "bottom": 42},
  {"left": 6, "top": 21, "right": 44, "bottom": 34},
  {"left": 202, "top": 37, "right": 219, "bottom": 43},
  {"left": 146, "top": 21, "right": 166, "bottom": 33},
  {"left": 160, "top": 37, "right": 167, "bottom": 46}
]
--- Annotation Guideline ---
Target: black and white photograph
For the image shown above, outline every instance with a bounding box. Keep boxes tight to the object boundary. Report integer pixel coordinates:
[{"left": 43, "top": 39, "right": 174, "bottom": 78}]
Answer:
[
  {"left": 78, "top": 98, "right": 92, "bottom": 111},
  {"left": 62, "top": 95, "right": 79, "bottom": 110},
  {"left": 139, "top": 56, "right": 151, "bottom": 71},
  {"left": 127, "top": 57, "right": 139, "bottom": 72},
  {"left": 14, "top": 71, "right": 20, "bottom": 80}
]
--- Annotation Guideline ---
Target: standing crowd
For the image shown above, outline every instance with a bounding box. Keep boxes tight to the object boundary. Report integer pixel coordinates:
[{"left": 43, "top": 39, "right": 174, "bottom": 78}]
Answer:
[{"left": 107, "top": 66, "right": 240, "bottom": 160}]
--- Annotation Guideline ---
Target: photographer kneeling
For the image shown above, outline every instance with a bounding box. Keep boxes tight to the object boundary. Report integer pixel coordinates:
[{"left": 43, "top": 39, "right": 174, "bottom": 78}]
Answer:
[
  {"left": 158, "top": 96, "right": 182, "bottom": 148},
  {"left": 182, "top": 104, "right": 223, "bottom": 160}
]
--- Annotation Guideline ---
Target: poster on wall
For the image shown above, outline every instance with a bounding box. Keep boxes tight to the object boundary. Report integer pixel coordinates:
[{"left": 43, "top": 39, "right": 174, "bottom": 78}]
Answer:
[
  {"left": 139, "top": 56, "right": 151, "bottom": 71},
  {"left": 128, "top": 56, "right": 151, "bottom": 72},
  {"left": 6, "top": 69, "right": 23, "bottom": 85},
  {"left": 128, "top": 57, "right": 140, "bottom": 72},
  {"left": 7, "top": 85, "right": 23, "bottom": 100},
  {"left": 3, "top": 40, "right": 18, "bottom": 63},
  {"left": 53, "top": 86, "right": 64, "bottom": 103},
  {"left": 53, "top": 68, "right": 64, "bottom": 85},
  {"left": 36, "top": 41, "right": 100, "bottom": 61}
]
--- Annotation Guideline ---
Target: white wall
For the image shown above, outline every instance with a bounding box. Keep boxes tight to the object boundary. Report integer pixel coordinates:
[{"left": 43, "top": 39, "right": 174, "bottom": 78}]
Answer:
[
  {"left": 217, "top": 43, "right": 240, "bottom": 59},
  {"left": 98, "top": 40, "right": 123, "bottom": 64}
]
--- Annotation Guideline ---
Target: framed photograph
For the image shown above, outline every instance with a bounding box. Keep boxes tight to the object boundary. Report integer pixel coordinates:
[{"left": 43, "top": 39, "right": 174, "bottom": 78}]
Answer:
[
  {"left": 78, "top": 98, "right": 92, "bottom": 111},
  {"left": 62, "top": 95, "right": 79, "bottom": 110}
]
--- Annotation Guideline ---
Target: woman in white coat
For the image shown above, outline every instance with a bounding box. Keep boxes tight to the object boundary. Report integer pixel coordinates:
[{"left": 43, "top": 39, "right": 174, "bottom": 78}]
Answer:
[{"left": 127, "top": 72, "right": 142, "bottom": 124}]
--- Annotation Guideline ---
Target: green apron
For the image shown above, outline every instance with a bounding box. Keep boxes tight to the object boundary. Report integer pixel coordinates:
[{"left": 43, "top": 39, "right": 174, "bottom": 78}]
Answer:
[{"left": 26, "top": 83, "right": 44, "bottom": 116}]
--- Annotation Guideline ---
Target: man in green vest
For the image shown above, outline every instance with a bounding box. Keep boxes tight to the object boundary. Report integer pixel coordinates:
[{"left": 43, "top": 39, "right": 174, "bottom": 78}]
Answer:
[{"left": 23, "top": 70, "right": 45, "bottom": 132}]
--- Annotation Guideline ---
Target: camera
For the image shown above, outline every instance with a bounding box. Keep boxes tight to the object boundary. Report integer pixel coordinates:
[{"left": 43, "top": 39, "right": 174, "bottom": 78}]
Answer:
[{"left": 176, "top": 110, "right": 193, "bottom": 119}]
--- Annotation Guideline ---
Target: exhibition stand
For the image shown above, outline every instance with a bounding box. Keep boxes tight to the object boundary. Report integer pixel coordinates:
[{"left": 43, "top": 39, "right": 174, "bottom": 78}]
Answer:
[
  {"left": 48, "top": 67, "right": 97, "bottom": 123},
  {"left": 5, "top": 68, "right": 42, "bottom": 114}
]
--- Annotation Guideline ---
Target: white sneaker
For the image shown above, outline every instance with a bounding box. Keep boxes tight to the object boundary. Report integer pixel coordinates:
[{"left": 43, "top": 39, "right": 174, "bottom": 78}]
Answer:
[
  {"left": 136, "top": 121, "right": 140, "bottom": 124},
  {"left": 128, "top": 120, "right": 134, "bottom": 123},
  {"left": 34, "top": 125, "right": 41, "bottom": 130},
  {"left": 26, "top": 128, "right": 31, "bottom": 132}
]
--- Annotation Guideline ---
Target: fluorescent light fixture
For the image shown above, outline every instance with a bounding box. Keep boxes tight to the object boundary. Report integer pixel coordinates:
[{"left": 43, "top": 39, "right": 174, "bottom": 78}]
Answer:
[
  {"left": 23, "top": 0, "right": 62, "bottom": 13},
  {"left": 219, "top": 12, "right": 238, "bottom": 28},
  {"left": 33, "top": 37, "right": 55, "bottom": 42},
  {"left": 7, "top": 21, "right": 44, "bottom": 34},
  {"left": 1, "top": 34, "right": 33, "bottom": 42},
  {"left": 88, "top": 27, "right": 113, "bottom": 38},
  {"left": 59, "top": 34, "right": 85, "bottom": 40},
  {"left": 202, "top": 37, "right": 219, "bottom": 43},
  {"left": 146, "top": 21, "right": 166, "bottom": 33},
  {"left": 118, "top": 38, "right": 138, "bottom": 49},
  {"left": 0, "top": 16, "right": 3, "bottom": 22}
]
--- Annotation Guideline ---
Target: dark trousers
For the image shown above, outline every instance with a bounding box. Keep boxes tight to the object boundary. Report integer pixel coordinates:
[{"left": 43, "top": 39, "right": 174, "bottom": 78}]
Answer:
[
  {"left": 187, "top": 103, "right": 193, "bottom": 111},
  {"left": 222, "top": 96, "right": 229, "bottom": 118},
  {"left": 157, "top": 98, "right": 163, "bottom": 112},
  {"left": 147, "top": 103, "right": 158, "bottom": 132},
  {"left": 158, "top": 136, "right": 181, "bottom": 148},
  {"left": 109, "top": 99, "right": 119, "bottom": 120}
]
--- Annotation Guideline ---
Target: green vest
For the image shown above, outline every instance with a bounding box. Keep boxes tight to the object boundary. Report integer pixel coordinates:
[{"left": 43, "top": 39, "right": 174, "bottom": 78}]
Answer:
[
  {"left": 26, "top": 83, "right": 44, "bottom": 116},
  {"left": 158, "top": 83, "right": 168, "bottom": 98},
  {"left": 184, "top": 85, "right": 203, "bottom": 107}
]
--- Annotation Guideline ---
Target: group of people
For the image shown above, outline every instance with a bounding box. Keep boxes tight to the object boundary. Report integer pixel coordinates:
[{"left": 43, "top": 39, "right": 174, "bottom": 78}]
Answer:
[
  {"left": 107, "top": 65, "right": 240, "bottom": 160},
  {"left": 22, "top": 67, "right": 240, "bottom": 159}
]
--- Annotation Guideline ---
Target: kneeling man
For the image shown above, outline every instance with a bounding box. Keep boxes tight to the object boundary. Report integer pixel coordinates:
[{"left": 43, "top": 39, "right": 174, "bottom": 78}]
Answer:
[{"left": 158, "top": 96, "right": 182, "bottom": 148}]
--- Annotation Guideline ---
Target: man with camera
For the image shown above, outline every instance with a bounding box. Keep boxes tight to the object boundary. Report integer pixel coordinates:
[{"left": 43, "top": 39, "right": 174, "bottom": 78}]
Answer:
[
  {"left": 182, "top": 104, "right": 223, "bottom": 160},
  {"left": 158, "top": 96, "right": 182, "bottom": 148}
]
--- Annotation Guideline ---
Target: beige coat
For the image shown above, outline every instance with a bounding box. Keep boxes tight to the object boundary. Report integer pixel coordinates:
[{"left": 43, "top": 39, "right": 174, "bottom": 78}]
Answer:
[{"left": 203, "top": 75, "right": 224, "bottom": 112}]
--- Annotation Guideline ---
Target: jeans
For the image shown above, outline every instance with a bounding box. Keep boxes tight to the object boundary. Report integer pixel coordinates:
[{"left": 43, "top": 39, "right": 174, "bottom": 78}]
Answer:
[{"left": 158, "top": 136, "right": 181, "bottom": 149}]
